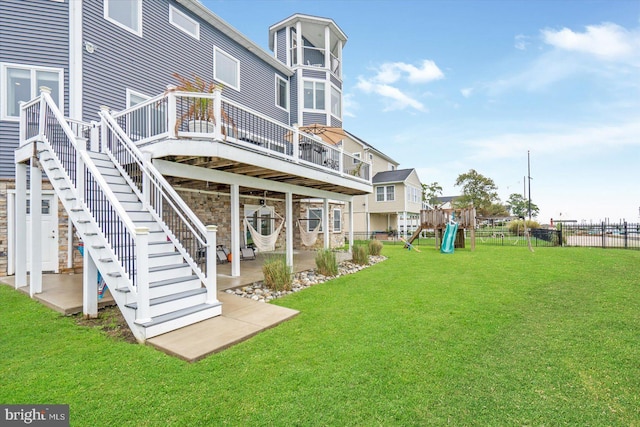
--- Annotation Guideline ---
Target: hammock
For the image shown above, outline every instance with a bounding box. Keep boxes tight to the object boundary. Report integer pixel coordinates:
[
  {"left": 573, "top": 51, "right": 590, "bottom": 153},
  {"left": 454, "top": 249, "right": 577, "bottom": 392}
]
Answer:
[
  {"left": 298, "top": 219, "right": 321, "bottom": 247},
  {"left": 243, "top": 211, "right": 284, "bottom": 252}
]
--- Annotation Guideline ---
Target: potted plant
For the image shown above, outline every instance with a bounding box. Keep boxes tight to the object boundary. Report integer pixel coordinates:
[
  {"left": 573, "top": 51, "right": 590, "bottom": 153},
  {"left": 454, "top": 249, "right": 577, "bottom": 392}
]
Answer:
[{"left": 170, "top": 73, "right": 219, "bottom": 134}]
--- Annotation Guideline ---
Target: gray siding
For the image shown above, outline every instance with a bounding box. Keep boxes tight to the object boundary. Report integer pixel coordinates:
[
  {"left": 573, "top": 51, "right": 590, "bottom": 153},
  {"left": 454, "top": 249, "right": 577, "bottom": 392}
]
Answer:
[
  {"left": 303, "top": 112, "right": 326, "bottom": 126},
  {"left": 83, "top": 0, "right": 288, "bottom": 125},
  {"left": 331, "top": 116, "right": 342, "bottom": 128},
  {"left": 330, "top": 74, "right": 342, "bottom": 90},
  {"left": 0, "top": 0, "right": 69, "bottom": 179},
  {"left": 276, "top": 28, "right": 287, "bottom": 64},
  {"left": 290, "top": 74, "right": 298, "bottom": 126},
  {"left": 302, "top": 69, "right": 327, "bottom": 79}
]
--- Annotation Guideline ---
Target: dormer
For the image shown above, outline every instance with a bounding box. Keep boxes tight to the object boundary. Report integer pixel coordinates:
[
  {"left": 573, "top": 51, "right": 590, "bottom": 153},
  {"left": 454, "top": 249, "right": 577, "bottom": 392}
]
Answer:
[{"left": 269, "top": 14, "right": 348, "bottom": 128}]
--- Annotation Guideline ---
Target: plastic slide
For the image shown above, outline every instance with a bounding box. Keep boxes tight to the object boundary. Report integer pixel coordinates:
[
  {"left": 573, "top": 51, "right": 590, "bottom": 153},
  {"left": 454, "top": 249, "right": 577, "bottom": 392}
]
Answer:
[{"left": 440, "top": 222, "right": 459, "bottom": 254}]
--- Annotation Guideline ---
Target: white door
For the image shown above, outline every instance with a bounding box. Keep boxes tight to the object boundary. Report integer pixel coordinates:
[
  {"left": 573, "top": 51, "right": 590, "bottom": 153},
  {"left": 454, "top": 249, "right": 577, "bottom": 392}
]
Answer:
[{"left": 25, "top": 194, "right": 59, "bottom": 272}]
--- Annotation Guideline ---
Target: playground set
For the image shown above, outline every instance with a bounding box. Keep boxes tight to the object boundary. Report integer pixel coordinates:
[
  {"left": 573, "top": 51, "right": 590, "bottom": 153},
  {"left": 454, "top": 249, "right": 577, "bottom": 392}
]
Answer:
[{"left": 405, "top": 207, "right": 477, "bottom": 254}]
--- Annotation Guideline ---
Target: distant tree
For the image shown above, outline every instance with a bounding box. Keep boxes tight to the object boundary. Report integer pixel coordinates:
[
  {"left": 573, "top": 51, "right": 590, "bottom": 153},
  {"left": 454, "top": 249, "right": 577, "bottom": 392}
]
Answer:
[
  {"left": 482, "top": 202, "right": 510, "bottom": 217},
  {"left": 422, "top": 182, "right": 443, "bottom": 206},
  {"left": 453, "top": 169, "right": 499, "bottom": 212},
  {"left": 506, "top": 193, "right": 539, "bottom": 218}
]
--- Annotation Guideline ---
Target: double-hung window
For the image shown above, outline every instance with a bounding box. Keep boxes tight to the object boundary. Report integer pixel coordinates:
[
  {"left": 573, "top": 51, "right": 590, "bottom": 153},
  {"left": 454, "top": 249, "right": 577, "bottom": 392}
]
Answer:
[
  {"left": 214, "top": 47, "right": 240, "bottom": 91},
  {"left": 333, "top": 208, "right": 341, "bottom": 232},
  {"left": 303, "top": 80, "right": 325, "bottom": 110},
  {"left": 1, "top": 64, "right": 63, "bottom": 120},
  {"left": 308, "top": 208, "right": 323, "bottom": 232},
  {"left": 104, "top": 0, "right": 142, "bottom": 36},
  {"left": 330, "top": 86, "right": 341, "bottom": 117},
  {"left": 275, "top": 76, "right": 288, "bottom": 111},
  {"left": 376, "top": 185, "right": 395, "bottom": 202}
]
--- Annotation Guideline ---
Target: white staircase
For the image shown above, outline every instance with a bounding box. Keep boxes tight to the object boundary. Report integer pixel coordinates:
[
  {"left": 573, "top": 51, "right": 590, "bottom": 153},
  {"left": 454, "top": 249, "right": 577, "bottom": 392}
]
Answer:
[{"left": 23, "top": 90, "right": 221, "bottom": 342}]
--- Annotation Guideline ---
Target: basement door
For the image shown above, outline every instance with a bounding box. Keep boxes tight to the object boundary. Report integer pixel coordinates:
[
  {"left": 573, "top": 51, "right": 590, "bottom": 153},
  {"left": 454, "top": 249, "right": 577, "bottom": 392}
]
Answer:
[{"left": 24, "top": 194, "right": 59, "bottom": 272}]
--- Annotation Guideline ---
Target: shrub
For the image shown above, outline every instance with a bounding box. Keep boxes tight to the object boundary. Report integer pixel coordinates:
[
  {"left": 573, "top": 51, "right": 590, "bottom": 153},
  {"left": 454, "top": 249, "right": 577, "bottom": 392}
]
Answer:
[
  {"left": 508, "top": 219, "right": 541, "bottom": 236},
  {"left": 368, "top": 239, "right": 383, "bottom": 256},
  {"left": 352, "top": 243, "right": 369, "bottom": 266},
  {"left": 262, "top": 255, "right": 292, "bottom": 292},
  {"left": 315, "top": 249, "right": 338, "bottom": 277}
]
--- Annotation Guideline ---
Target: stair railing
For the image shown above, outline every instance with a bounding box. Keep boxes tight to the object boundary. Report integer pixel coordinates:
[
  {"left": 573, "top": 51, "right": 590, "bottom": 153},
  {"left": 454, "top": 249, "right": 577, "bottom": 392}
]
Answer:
[
  {"left": 98, "top": 109, "right": 212, "bottom": 288},
  {"left": 24, "top": 89, "right": 154, "bottom": 320}
]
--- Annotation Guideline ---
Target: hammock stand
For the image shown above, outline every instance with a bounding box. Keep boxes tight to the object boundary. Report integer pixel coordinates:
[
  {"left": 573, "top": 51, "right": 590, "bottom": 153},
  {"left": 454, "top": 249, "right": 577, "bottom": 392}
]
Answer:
[
  {"left": 243, "top": 210, "right": 284, "bottom": 252},
  {"left": 298, "top": 219, "right": 321, "bottom": 247}
]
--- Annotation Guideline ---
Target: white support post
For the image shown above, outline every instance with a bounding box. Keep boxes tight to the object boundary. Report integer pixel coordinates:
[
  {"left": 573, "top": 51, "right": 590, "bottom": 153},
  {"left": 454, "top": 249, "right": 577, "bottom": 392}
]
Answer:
[
  {"left": 292, "top": 123, "right": 300, "bottom": 161},
  {"left": 141, "top": 151, "right": 151, "bottom": 209},
  {"left": 338, "top": 144, "right": 344, "bottom": 175},
  {"left": 285, "top": 192, "right": 293, "bottom": 269},
  {"left": 76, "top": 137, "right": 87, "bottom": 206},
  {"left": 99, "top": 106, "right": 110, "bottom": 153},
  {"left": 135, "top": 227, "right": 151, "bottom": 324},
  {"left": 90, "top": 121, "right": 99, "bottom": 151},
  {"left": 205, "top": 225, "right": 219, "bottom": 305},
  {"left": 67, "top": 218, "right": 74, "bottom": 270},
  {"left": 15, "top": 163, "right": 28, "bottom": 288},
  {"left": 323, "top": 198, "right": 330, "bottom": 249},
  {"left": 230, "top": 183, "right": 240, "bottom": 277},
  {"left": 18, "top": 101, "right": 26, "bottom": 143},
  {"left": 213, "top": 87, "right": 222, "bottom": 140},
  {"left": 296, "top": 21, "right": 303, "bottom": 67},
  {"left": 38, "top": 87, "right": 51, "bottom": 136},
  {"left": 29, "top": 158, "right": 43, "bottom": 296},
  {"left": 82, "top": 246, "right": 98, "bottom": 318},
  {"left": 324, "top": 26, "right": 331, "bottom": 69},
  {"left": 348, "top": 199, "right": 354, "bottom": 254},
  {"left": 166, "top": 85, "right": 177, "bottom": 139}
]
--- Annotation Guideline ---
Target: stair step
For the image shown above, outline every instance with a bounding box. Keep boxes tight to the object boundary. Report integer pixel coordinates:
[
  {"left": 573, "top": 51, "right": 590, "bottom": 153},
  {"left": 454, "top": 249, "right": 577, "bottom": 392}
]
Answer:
[
  {"left": 65, "top": 197, "right": 76, "bottom": 201},
  {"left": 54, "top": 177, "right": 65, "bottom": 180},
  {"left": 150, "top": 263, "right": 188, "bottom": 273},
  {"left": 115, "top": 274, "right": 200, "bottom": 292},
  {"left": 98, "top": 258, "right": 113, "bottom": 263},
  {"left": 137, "top": 303, "right": 219, "bottom": 328},
  {"left": 125, "top": 288, "right": 206, "bottom": 310}
]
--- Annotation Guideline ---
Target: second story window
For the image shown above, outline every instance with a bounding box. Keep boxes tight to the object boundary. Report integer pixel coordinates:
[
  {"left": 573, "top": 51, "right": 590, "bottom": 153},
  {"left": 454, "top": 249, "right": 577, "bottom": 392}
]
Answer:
[
  {"left": 104, "top": 0, "right": 142, "bottom": 36},
  {"left": 214, "top": 47, "right": 240, "bottom": 91},
  {"left": 331, "top": 86, "right": 341, "bottom": 117},
  {"left": 275, "top": 76, "right": 288, "bottom": 111},
  {"left": 376, "top": 185, "right": 395, "bottom": 202},
  {"left": 169, "top": 5, "right": 199, "bottom": 40},
  {"left": 1, "top": 63, "right": 63, "bottom": 120},
  {"left": 304, "top": 81, "right": 325, "bottom": 110}
]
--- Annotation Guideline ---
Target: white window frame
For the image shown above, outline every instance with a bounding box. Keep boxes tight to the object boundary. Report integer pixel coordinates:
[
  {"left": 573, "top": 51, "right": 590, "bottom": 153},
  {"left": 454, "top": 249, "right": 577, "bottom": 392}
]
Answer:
[
  {"left": 214, "top": 46, "right": 240, "bottom": 91},
  {"left": 333, "top": 208, "right": 342, "bottom": 232},
  {"left": 275, "top": 75, "right": 289, "bottom": 111},
  {"left": 169, "top": 5, "right": 199, "bottom": 40},
  {"left": 1, "top": 63, "right": 64, "bottom": 121},
  {"left": 375, "top": 185, "right": 395, "bottom": 202},
  {"left": 303, "top": 80, "right": 325, "bottom": 110},
  {"left": 308, "top": 208, "right": 323, "bottom": 232},
  {"left": 126, "top": 88, "right": 149, "bottom": 108},
  {"left": 330, "top": 85, "right": 341, "bottom": 118},
  {"left": 352, "top": 152, "right": 361, "bottom": 164},
  {"left": 104, "top": 0, "right": 142, "bottom": 37}
]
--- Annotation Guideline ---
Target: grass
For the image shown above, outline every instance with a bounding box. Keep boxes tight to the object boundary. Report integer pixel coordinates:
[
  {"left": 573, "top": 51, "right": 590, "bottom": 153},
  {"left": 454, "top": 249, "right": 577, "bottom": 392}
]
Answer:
[{"left": 1, "top": 245, "right": 639, "bottom": 425}]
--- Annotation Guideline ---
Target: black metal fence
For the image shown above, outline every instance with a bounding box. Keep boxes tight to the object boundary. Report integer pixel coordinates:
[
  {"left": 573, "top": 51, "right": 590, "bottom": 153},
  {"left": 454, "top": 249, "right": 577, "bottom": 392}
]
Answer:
[
  {"left": 476, "top": 229, "right": 562, "bottom": 248},
  {"left": 560, "top": 222, "right": 640, "bottom": 250}
]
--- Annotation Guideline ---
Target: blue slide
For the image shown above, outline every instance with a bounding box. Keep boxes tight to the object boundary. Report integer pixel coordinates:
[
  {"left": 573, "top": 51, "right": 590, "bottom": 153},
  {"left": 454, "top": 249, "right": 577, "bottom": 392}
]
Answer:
[{"left": 440, "top": 222, "right": 459, "bottom": 254}]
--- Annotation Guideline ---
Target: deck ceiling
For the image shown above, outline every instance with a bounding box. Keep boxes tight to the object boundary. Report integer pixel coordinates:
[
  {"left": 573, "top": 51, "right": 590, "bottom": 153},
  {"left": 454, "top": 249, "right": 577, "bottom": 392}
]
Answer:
[{"left": 160, "top": 155, "right": 370, "bottom": 197}]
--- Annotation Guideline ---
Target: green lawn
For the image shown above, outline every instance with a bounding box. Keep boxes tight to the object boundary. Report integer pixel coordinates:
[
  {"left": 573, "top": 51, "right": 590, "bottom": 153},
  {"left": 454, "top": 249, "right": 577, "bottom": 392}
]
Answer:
[{"left": 1, "top": 245, "right": 639, "bottom": 426}]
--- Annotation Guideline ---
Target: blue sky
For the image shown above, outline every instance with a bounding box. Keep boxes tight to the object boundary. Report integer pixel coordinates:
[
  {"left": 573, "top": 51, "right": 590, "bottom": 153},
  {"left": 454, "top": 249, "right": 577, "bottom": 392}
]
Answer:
[{"left": 203, "top": 0, "right": 640, "bottom": 224}]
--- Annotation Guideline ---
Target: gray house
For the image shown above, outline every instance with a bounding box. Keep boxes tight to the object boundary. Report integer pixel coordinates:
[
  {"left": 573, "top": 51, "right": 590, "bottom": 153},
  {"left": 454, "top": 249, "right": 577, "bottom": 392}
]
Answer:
[{"left": 0, "top": 0, "right": 371, "bottom": 342}]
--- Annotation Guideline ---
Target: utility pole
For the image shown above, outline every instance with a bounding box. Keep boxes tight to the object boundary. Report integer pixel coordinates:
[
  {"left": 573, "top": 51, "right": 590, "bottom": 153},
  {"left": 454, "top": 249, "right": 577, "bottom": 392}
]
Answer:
[{"left": 527, "top": 150, "right": 532, "bottom": 220}]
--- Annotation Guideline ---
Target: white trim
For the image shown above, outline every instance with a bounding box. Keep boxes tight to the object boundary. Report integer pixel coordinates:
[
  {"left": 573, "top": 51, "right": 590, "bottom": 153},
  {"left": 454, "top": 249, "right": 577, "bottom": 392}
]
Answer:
[
  {"left": 104, "top": 0, "right": 142, "bottom": 37},
  {"left": 213, "top": 46, "right": 240, "bottom": 91},
  {"left": 275, "top": 75, "right": 289, "bottom": 112},
  {"left": 169, "top": 5, "right": 199, "bottom": 40},
  {"left": 302, "top": 79, "right": 326, "bottom": 111},
  {"left": 0, "top": 63, "right": 64, "bottom": 121},
  {"left": 69, "top": 0, "right": 83, "bottom": 120},
  {"left": 308, "top": 207, "right": 323, "bottom": 232},
  {"left": 375, "top": 185, "right": 395, "bottom": 202},
  {"left": 330, "top": 84, "right": 342, "bottom": 120}
]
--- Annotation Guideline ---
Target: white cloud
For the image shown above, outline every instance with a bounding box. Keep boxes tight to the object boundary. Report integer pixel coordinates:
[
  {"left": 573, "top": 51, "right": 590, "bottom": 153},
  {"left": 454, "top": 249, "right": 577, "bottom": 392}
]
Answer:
[
  {"left": 355, "top": 59, "right": 443, "bottom": 112},
  {"left": 342, "top": 93, "right": 357, "bottom": 118},
  {"left": 514, "top": 34, "right": 530, "bottom": 50},
  {"left": 463, "top": 120, "right": 640, "bottom": 160},
  {"left": 356, "top": 78, "right": 426, "bottom": 112},
  {"left": 460, "top": 88, "right": 473, "bottom": 98},
  {"left": 541, "top": 22, "right": 640, "bottom": 63}
]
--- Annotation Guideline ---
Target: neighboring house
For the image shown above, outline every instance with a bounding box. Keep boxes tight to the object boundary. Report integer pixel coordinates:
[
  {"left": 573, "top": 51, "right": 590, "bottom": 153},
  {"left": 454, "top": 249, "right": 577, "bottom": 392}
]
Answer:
[
  {"left": 433, "top": 196, "right": 459, "bottom": 212},
  {"left": 1, "top": 0, "right": 371, "bottom": 341},
  {"left": 340, "top": 131, "right": 423, "bottom": 239}
]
